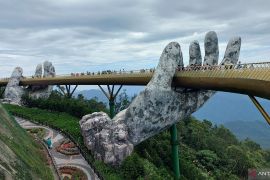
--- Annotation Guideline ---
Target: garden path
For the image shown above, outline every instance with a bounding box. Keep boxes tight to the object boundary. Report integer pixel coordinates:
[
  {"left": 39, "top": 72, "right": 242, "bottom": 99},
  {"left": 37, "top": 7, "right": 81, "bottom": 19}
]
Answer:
[{"left": 15, "top": 117, "right": 99, "bottom": 180}]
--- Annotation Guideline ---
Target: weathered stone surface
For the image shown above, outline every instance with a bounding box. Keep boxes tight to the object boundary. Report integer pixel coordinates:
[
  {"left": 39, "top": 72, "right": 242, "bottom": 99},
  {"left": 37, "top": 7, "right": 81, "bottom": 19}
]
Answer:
[
  {"left": 204, "top": 31, "right": 219, "bottom": 65},
  {"left": 80, "top": 31, "right": 241, "bottom": 165},
  {"left": 221, "top": 37, "right": 241, "bottom": 65},
  {"left": 189, "top": 40, "right": 202, "bottom": 65},
  {"left": 29, "top": 61, "right": 55, "bottom": 99},
  {"left": 3, "top": 61, "right": 56, "bottom": 104},
  {"left": 3, "top": 67, "right": 24, "bottom": 104},
  {"left": 124, "top": 42, "right": 213, "bottom": 145},
  {"left": 34, "top": 63, "right": 42, "bottom": 77},
  {"left": 43, "top": 61, "right": 55, "bottom": 78},
  {"left": 80, "top": 112, "right": 133, "bottom": 165}
]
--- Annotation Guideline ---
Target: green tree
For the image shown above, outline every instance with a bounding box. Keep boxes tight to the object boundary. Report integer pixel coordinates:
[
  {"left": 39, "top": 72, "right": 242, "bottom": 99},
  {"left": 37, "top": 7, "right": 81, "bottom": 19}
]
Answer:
[
  {"left": 196, "top": 150, "right": 219, "bottom": 171},
  {"left": 242, "top": 138, "right": 261, "bottom": 151},
  {"left": 226, "top": 145, "right": 252, "bottom": 177},
  {"left": 21, "top": 90, "right": 107, "bottom": 118},
  {"left": 77, "top": 94, "right": 84, "bottom": 101},
  {"left": 115, "top": 89, "right": 136, "bottom": 113},
  {"left": 121, "top": 153, "right": 145, "bottom": 179}
]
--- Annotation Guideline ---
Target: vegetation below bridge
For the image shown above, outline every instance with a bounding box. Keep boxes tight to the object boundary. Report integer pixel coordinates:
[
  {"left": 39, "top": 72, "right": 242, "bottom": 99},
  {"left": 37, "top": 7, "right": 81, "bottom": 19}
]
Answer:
[{"left": 3, "top": 91, "right": 270, "bottom": 179}]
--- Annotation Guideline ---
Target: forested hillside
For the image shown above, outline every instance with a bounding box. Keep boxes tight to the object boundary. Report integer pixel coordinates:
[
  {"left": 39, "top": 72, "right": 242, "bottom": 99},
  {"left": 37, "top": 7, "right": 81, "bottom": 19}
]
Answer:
[{"left": 3, "top": 91, "right": 270, "bottom": 179}]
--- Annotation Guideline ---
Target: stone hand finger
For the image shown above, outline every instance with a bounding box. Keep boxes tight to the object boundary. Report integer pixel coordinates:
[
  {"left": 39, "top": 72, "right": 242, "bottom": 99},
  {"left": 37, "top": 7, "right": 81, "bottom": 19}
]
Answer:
[
  {"left": 203, "top": 31, "right": 219, "bottom": 66},
  {"left": 28, "top": 61, "right": 55, "bottom": 98},
  {"left": 3, "top": 67, "right": 24, "bottom": 104},
  {"left": 183, "top": 32, "right": 241, "bottom": 121},
  {"left": 147, "top": 42, "right": 182, "bottom": 90},
  {"left": 189, "top": 40, "right": 202, "bottom": 66},
  {"left": 220, "top": 37, "right": 241, "bottom": 65}
]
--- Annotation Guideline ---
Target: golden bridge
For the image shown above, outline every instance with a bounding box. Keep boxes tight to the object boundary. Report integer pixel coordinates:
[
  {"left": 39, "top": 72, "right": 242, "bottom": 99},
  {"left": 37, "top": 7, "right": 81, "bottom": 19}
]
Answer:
[
  {"left": 1, "top": 61, "right": 270, "bottom": 180},
  {"left": 0, "top": 62, "right": 270, "bottom": 99},
  {"left": 0, "top": 61, "right": 270, "bottom": 124}
]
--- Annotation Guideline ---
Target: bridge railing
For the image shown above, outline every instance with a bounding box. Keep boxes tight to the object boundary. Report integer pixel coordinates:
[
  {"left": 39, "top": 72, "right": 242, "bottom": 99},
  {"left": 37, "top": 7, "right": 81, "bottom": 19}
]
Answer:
[
  {"left": 180, "top": 62, "right": 270, "bottom": 71},
  {"left": 1, "top": 62, "right": 270, "bottom": 81}
]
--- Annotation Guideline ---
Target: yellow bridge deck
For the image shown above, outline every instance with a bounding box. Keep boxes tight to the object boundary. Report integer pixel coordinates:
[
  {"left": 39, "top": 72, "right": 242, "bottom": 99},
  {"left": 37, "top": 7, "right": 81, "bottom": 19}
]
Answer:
[{"left": 0, "top": 67, "right": 269, "bottom": 99}]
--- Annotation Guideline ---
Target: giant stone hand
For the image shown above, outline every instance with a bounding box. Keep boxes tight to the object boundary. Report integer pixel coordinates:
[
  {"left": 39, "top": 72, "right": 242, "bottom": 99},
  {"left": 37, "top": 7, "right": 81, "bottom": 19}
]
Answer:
[
  {"left": 3, "top": 61, "right": 56, "bottom": 103},
  {"left": 79, "top": 31, "right": 241, "bottom": 165}
]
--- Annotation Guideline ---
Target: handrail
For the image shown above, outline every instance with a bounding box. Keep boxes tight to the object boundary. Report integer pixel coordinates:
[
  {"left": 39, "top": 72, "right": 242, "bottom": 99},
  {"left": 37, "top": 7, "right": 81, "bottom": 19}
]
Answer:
[
  {"left": 1, "top": 61, "right": 270, "bottom": 81},
  {"left": 1, "top": 62, "right": 270, "bottom": 99}
]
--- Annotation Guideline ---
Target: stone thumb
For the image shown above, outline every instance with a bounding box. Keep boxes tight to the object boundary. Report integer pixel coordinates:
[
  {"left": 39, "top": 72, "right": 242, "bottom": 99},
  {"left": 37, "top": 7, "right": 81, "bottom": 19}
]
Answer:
[{"left": 147, "top": 42, "right": 182, "bottom": 90}]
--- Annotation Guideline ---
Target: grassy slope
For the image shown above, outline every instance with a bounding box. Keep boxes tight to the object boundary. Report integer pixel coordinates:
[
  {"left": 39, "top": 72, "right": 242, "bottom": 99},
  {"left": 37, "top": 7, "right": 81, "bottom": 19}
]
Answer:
[
  {"left": 3, "top": 104, "right": 172, "bottom": 179},
  {"left": 3, "top": 104, "right": 121, "bottom": 179},
  {"left": 0, "top": 103, "right": 53, "bottom": 180}
]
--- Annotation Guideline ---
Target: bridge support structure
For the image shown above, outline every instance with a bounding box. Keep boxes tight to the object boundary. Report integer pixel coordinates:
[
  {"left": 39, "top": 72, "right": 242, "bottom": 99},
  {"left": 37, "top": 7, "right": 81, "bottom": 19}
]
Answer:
[
  {"left": 249, "top": 95, "right": 270, "bottom": 125},
  {"left": 170, "top": 87, "right": 181, "bottom": 180},
  {"left": 57, "top": 85, "right": 78, "bottom": 98},
  {"left": 98, "top": 85, "right": 123, "bottom": 118},
  {"left": 170, "top": 124, "right": 180, "bottom": 180}
]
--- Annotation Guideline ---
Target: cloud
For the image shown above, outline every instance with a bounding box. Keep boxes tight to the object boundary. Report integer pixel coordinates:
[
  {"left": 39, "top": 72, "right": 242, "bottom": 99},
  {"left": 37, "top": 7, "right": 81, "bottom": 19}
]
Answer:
[{"left": 0, "top": 0, "right": 270, "bottom": 80}]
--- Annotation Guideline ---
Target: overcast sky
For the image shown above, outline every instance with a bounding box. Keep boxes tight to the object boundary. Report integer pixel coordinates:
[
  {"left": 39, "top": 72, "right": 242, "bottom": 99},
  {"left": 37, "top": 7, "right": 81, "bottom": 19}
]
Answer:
[{"left": 1, "top": 0, "right": 270, "bottom": 81}]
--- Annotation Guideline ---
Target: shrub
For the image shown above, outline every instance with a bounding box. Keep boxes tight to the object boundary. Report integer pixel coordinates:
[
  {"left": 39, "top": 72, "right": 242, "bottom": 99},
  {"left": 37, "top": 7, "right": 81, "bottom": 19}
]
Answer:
[
  {"left": 196, "top": 150, "right": 219, "bottom": 171},
  {"left": 21, "top": 90, "right": 107, "bottom": 118},
  {"left": 121, "top": 153, "right": 145, "bottom": 179}
]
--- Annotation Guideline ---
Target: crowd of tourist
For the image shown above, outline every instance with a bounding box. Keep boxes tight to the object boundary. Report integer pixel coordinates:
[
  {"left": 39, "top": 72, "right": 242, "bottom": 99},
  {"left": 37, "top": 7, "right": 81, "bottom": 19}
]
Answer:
[
  {"left": 69, "top": 68, "right": 156, "bottom": 77},
  {"left": 2, "top": 61, "right": 260, "bottom": 80}
]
